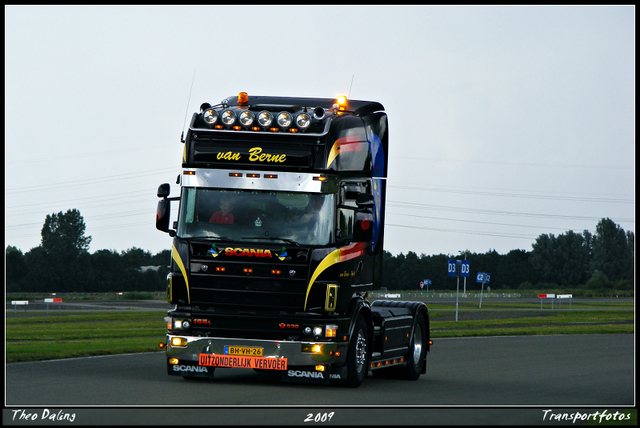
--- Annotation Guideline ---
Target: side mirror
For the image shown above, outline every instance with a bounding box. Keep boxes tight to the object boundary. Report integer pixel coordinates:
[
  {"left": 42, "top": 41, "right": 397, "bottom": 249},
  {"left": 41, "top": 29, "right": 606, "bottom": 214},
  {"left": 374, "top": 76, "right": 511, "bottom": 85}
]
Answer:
[
  {"left": 156, "top": 199, "right": 171, "bottom": 233},
  {"left": 157, "top": 183, "right": 170, "bottom": 198}
]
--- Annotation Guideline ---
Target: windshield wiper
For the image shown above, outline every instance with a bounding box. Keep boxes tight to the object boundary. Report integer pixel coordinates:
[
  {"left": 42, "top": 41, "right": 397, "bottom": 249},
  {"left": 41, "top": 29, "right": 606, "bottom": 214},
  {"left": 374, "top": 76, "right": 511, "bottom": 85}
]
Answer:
[
  {"left": 241, "top": 236, "right": 300, "bottom": 246},
  {"left": 208, "top": 236, "right": 233, "bottom": 242}
]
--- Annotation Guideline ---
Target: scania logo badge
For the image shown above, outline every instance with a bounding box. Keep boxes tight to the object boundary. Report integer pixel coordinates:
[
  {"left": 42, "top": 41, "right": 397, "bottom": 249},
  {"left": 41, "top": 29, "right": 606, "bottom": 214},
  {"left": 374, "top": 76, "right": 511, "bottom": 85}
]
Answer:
[
  {"left": 289, "top": 270, "right": 296, "bottom": 276},
  {"left": 201, "top": 265, "right": 208, "bottom": 272}
]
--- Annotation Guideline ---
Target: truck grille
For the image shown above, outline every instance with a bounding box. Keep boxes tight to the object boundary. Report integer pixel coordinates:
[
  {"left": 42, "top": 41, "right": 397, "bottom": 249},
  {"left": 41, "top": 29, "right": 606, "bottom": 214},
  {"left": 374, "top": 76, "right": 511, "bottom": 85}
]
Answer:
[{"left": 189, "top": 268, "right": 308, "bottom": 311}]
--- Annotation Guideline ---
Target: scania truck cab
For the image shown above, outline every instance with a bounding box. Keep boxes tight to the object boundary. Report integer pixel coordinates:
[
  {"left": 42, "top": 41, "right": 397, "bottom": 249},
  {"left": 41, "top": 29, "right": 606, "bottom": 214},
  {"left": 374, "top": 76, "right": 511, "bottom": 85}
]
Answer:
[{"left": 156, "top": 92, "right": 430, "bottom": 387}]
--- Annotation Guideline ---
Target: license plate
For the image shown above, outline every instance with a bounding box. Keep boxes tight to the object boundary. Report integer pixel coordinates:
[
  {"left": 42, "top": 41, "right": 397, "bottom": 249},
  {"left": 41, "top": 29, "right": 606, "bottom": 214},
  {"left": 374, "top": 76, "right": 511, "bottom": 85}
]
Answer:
[
  {"left": 224, "top": 345, "right": 263, "bottom": 356},
  {"left": 199, "top": 354, "right": 287, "bottom": 370}
]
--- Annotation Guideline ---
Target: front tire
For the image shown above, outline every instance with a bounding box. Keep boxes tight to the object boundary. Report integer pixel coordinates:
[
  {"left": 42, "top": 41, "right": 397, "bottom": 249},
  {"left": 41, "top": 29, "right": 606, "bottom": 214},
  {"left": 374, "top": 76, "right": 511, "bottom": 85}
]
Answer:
[{"left": 340, "top": 315, "right": 369, "bottom": 388}]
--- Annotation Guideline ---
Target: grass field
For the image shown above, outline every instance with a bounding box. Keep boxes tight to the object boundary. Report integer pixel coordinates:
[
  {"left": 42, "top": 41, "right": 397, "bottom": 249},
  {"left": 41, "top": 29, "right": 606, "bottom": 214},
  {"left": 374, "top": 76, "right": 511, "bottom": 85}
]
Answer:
[{"left": 5, "top": 301, "right": 634, "bottom": 363}]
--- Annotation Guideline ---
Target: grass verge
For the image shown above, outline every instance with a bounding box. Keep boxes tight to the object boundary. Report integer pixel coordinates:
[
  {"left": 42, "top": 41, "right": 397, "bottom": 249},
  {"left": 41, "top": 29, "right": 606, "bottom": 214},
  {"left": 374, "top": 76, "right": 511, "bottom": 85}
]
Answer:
[
  {"left": 5, "top": 308, "right": 634, "bottom": 363},
  {"left": 6, "top": 311, "right": 167, "bottom": 363}
]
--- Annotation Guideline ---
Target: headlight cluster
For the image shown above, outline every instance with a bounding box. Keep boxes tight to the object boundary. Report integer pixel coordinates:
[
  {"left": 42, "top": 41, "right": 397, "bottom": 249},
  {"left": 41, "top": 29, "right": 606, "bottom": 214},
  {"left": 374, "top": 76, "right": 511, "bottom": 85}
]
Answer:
[
  {"left": 203, "top": 107, "right": 314, "bottom": 132},
  {"left": 303, "top": 324, "right": 338, "bottom": 338},
  {"left": 166, "top": 317, "right": 190, "bottom": 331}
]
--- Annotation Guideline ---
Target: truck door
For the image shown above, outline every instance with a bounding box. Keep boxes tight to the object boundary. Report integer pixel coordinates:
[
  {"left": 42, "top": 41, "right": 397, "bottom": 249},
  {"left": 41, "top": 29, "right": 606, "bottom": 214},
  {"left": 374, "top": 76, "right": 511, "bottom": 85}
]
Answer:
[{"left": 337, "top": 180, "right": 374, "bottom": 288}]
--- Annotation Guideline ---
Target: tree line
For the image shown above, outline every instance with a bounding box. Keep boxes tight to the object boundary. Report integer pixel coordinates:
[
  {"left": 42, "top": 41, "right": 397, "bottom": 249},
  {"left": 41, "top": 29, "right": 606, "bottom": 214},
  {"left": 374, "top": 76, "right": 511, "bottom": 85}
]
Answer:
[
  {"left": 6, "top": 209, "right": 170, "bottom": 294},
  {"left": 382, "top": 217, "right": 634, "bottom": 293},
  {"left": 5, "top": 209, "right": 634, "bottom": 294}
]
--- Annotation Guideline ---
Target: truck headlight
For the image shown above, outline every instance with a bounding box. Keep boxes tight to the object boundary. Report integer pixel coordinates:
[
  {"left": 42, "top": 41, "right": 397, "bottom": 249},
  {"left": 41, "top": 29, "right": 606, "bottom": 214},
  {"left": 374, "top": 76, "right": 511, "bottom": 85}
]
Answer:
[
  {"left": 258, "top": 111, "right": 273, "bottom": 127},
  {"left": 221, "top": 109, "right": 236, "bottom": 126},
  {"left": 296, "top": 113, "right": 311, "bottom": 129},
  {"left": 277, "top": 112, "right": 292, "bottom": 128},
  {"left": 239, "top": 110, "right": 255, "bottom": 126},
  {"left": 170, "top": 319, "right": 191, "bottom": 331},
  {"left": 203, "top": 108, "right": 218, "bottom": 125}
]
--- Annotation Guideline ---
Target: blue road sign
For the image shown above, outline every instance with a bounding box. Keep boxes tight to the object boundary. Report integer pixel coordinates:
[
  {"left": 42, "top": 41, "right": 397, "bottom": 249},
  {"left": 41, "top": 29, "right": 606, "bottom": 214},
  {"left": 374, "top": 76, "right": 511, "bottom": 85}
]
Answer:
[
  {"left": 460, "top": 260, "right": 470, "bottom": 278},
  {"left": 476, "top": 272, "right": 491, "bottom": 283},
  {"left": 447, "top": 260, "right": 457, "bottom": 277}
]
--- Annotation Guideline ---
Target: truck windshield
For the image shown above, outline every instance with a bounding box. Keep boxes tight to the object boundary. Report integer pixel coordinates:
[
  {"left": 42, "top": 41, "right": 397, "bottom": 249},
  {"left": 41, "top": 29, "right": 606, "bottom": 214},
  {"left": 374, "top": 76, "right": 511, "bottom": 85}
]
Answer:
[{"left": 176, "top": 188, "right": 335, "bottom": 246}]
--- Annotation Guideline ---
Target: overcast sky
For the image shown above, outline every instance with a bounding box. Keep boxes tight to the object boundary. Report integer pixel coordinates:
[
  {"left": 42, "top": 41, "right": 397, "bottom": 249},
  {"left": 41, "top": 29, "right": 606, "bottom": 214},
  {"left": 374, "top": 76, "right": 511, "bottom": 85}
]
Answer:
[{"left": 5, "top": 5, "right": 635, "bottom": 260}]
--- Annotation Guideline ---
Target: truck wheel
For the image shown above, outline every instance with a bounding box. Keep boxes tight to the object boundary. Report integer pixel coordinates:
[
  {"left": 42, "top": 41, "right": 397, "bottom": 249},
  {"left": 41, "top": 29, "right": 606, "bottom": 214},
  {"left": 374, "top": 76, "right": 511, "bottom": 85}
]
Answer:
[
  {"left": 342, "top": 315, "right": 369, "bottom": 388},
  {"left": 401, "top": 312, "right": 426, "bottom": 380}
]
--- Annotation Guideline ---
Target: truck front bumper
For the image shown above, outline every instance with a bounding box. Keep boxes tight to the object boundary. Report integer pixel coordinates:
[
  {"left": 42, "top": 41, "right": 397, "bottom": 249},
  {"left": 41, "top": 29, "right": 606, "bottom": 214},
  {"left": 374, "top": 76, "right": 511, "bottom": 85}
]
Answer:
[{"left": 164, "top": 334, "right": 348, "bottom": 381}]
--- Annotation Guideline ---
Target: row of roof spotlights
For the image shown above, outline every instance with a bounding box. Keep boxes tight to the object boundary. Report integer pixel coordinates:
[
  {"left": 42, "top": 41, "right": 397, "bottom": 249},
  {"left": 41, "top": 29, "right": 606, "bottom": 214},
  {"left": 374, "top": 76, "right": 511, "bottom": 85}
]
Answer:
[{"left": 200, "top": 93, "right": 348, "bottom": 131}]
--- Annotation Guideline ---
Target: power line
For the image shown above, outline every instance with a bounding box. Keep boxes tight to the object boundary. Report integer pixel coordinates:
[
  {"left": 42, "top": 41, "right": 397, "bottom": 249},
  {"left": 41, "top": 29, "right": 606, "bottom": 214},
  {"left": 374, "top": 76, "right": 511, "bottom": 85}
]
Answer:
[
  {"left": 386, "top": 211, "right": 595, "bottom": 232},
  {"left": 388, "top": 184, "right": 634, "bottom": 204},
  {"left": 389, "top": 156, "right": 634, "bottom": 171},
  {"left": 387, "top": 200, "right": 634, "bottom": 223},
  {"left": 386, "top": 223, "right": 536, "bottom": 240},
  {"left": 5, "top": 167, "right": 178, "bottom": 194}
]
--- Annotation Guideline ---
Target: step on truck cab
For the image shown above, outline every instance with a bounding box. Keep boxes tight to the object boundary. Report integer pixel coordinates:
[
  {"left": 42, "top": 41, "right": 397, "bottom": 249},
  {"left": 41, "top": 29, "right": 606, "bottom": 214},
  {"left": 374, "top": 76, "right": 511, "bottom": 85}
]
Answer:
[{"left": 156, "top": 92, "right": 430, "bottom": 387}]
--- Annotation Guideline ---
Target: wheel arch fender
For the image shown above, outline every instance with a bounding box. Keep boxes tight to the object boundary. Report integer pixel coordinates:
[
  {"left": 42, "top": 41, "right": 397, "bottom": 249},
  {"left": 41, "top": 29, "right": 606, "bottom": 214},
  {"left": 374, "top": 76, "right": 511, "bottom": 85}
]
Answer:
[
  {"left": 371, "top": 300, "right": 430, "bottom": 352},
  {"left": 346, "top": 296, "right": 373, "bottom": 355}
]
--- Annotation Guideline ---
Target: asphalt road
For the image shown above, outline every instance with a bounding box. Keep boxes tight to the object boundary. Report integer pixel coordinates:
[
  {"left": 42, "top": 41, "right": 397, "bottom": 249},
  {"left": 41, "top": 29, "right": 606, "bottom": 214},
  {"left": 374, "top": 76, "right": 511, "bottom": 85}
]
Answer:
[{"left": 4, "top": 334, "right": 634, "bottom": 426}]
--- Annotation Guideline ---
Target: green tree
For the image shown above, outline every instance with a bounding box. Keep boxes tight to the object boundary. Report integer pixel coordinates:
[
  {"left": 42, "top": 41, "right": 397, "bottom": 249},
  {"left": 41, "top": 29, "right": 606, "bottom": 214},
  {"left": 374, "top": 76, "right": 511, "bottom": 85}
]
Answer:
[
  {"left": 121, "top": 247, "right": 153, "bottom": 269},
  {"left": 21, "top": 246, "right": 61, "bottom": 292},
  {"left": 591, "top": 218, "right": 632, "bottom": 282},
  {"left": 585, "top": 270, "right": 612, "bottom": 290},
  {"left": 382, "top": 250, "right": 399, "bottom": 290},
  {"left": 556, "top": 230, "right": 590, "bottom": 286},
  {"left": 497, "top": 249, "right": 535, "bottom": 289},
  {"left": 41, "top": 209, "right": 91, "bottom": 263},
  {"left": 6, "top": 246, "right": 27, "bottom": 292},
  {"left": 529, "top": 233, "right": 559, "bottom": 284},
  {"left": 395, "top": 251, "right": 422, "bottom": 290}
]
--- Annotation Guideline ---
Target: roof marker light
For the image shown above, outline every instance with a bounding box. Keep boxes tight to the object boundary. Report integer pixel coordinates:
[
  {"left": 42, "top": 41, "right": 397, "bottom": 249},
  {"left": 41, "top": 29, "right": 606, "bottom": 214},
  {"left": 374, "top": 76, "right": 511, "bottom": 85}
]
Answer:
[
  {"left": 238, "top": 92, "right": 249, "bottom": 106},
  {"left": 335, "top": 95, "right": 348, "bottom": 112}
]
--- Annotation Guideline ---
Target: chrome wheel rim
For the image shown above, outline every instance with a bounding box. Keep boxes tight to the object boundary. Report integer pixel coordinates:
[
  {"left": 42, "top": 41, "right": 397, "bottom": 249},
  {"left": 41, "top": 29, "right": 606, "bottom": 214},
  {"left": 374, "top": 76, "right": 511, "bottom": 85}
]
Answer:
[
  {"left": 412, "top": 325, "right": 423, "bottom": 364},
  {"left": 355, "top": 329, "right": 367, "bottom": 373}
]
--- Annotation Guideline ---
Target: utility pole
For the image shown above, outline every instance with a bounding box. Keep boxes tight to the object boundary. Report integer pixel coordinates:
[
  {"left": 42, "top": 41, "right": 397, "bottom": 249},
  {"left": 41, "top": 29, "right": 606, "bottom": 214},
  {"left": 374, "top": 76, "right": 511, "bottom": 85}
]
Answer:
[
  {"left": 463, "top": 252, "right": 467, "bottom": 295},
  {"left": 460, "top": 250, "right": 468, "bottom": 294}
]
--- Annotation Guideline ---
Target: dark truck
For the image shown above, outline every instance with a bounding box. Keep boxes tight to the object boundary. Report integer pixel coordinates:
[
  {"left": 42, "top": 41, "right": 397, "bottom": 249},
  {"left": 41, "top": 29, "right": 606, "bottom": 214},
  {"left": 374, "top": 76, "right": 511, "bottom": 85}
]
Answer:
[{"left": 156, "top": 92, "right": 430, "bottom": 387}]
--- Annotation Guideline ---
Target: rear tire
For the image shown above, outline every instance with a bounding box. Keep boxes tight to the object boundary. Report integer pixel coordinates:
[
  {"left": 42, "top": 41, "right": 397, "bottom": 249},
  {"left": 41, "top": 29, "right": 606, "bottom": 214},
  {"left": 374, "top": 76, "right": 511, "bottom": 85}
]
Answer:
[{"left": 401, "top": 312, "right": 426, "bottom": 380}]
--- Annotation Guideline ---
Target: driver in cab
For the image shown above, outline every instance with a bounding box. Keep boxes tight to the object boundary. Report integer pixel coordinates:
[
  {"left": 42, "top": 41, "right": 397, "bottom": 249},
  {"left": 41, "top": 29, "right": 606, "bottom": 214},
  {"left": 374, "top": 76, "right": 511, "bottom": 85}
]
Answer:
[{"left": 209, "top": 198, "right": 234, "bottom": 224}]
